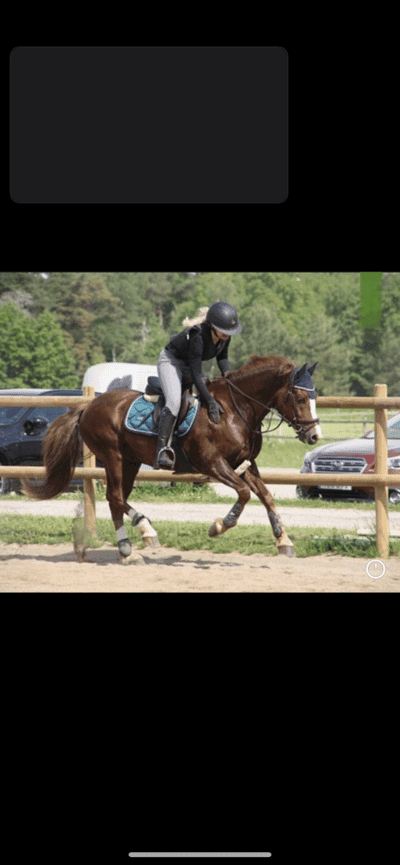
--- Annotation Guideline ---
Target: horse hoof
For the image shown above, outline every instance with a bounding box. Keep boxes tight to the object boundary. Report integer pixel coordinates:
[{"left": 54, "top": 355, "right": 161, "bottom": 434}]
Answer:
[
  {"left": 209, "top": 518, "right": 227, "bottom": 537},
  {"left": 143, "top": 535, "right": 160, "bottom": 548},
  {"left": 278, "top": 545, "right": 296, "bottom": 557},
  {"left": 119, "top": 550, "right": 144, "bottom": 565}
]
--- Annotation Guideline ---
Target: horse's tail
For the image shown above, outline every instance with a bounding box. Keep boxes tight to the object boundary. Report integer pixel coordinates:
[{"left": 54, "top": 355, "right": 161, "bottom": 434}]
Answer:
[{"left": 22, "top": 405, "right": 85, "bottom": 500}]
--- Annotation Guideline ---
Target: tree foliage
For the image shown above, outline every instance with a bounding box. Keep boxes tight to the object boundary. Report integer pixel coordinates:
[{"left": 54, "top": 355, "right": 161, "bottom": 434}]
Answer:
[
  {"left": 0, "top": 272, "right": 399, "bottom": 395},
  {"left": 0, "top": 303, "right": 77, "bottom": 388}
]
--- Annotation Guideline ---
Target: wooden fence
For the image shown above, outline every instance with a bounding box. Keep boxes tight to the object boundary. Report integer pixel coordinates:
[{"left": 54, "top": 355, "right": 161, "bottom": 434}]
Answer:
[{"left": 1, "top": 384, "right": 400, "bottom": 558}]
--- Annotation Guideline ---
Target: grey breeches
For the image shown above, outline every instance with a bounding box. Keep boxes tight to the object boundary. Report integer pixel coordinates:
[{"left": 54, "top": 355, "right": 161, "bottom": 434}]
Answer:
[{"left": 157, "top": 348, "right": 191, "bottom": 416}]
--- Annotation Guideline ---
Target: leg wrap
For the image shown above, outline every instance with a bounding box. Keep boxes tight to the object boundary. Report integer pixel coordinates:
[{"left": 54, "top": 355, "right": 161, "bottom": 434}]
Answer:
[
  {"left": 130, "top": 511, "right": 146, "bottom": 527},
  {"left": 268, "top": 511, "right": 284, "bottom": 539},
  {"left": 118, "top": 540, "right": 132, "bottom": 557},
  {"left": 223, "top": 500, "right": 242, "bottom": 528},
  {"left": 116, "top": 525, "right": 132, "bottom": 557}
]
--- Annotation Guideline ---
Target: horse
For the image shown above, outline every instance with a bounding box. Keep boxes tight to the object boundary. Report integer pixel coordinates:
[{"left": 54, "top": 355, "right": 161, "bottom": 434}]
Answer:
[{"left": 22, "top": 355, "right": 322, "bottom": 563}]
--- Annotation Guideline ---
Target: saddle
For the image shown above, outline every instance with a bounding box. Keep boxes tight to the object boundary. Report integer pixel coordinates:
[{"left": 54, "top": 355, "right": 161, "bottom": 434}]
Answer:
[
  {"left": 124, "top": 376, "right": 200, "bottom": 474},
  {"left": 144, "top": 375, "right": 195, "bottom": 430}
]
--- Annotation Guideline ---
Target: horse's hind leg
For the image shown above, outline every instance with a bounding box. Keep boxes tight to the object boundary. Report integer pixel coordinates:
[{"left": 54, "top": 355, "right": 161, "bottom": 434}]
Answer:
[
  {"left": 126, "top": 506, "right": 160, "bottom": 549},
  {"left": 242, "top": 461, "right": 296, "bottom": 557},
  {"left": 123, "top": 472, "right": 159, "bottom": 551}
]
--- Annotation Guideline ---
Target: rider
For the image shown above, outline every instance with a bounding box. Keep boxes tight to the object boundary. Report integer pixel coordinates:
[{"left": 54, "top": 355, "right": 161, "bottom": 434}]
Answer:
[{"left": 154, "top": 300, "right": 243, "bottom": 469}]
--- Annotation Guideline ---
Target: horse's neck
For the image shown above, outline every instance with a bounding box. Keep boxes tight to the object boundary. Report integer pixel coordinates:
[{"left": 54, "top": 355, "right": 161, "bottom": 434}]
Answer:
[{"left": 230, "top": 366, "right": 283, "bottom": 423}]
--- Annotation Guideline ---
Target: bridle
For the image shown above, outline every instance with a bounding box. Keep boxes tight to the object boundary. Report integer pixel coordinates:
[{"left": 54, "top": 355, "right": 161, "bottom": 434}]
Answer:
[
  {"left": 282, "top": 369, "right": 321, "bottom": 437},
  {"left": 225, "top": 368, "right": 320, "bottom": 441}
]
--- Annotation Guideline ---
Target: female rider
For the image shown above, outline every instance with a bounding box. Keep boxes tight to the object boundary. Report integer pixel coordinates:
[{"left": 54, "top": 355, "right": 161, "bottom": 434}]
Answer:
[{"left": 154, "top": 300, "right": 242, "bottom": 469}]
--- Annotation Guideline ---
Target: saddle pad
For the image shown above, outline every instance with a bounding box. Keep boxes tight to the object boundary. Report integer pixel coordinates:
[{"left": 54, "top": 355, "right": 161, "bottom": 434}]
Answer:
[{"left": 124, "top": 395, "right": 200, "bottom": 438}]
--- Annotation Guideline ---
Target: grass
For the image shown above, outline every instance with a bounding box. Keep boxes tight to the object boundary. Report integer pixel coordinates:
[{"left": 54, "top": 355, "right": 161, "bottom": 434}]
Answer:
[{"left": 1, "top": 514, "right": 400, "bottom": 559}]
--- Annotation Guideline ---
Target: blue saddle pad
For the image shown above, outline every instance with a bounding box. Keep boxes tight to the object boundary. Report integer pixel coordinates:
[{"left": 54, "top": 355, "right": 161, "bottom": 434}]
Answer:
[{"left": 124, "top": 395, "right": 200, "bottom": 438}]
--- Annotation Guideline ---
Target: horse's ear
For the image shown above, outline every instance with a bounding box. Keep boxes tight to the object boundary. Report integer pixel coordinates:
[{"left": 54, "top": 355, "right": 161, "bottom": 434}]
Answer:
[
  {"left": 307, "top": 362, "right": 318, "bottom": 377},
  {"left": 294, "top": 363, "right": 307, "bottom": 383}
]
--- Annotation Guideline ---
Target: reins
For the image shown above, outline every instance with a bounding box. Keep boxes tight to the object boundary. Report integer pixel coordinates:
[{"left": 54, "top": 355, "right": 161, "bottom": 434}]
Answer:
[{"left": 225, "top": 377, "right": 283, "bottom": 436}]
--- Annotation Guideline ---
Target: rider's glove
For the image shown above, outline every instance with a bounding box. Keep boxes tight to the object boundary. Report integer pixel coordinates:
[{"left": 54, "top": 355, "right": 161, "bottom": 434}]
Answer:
[{"left": 208, "top": 398, "right": 224, "bottom": 424}]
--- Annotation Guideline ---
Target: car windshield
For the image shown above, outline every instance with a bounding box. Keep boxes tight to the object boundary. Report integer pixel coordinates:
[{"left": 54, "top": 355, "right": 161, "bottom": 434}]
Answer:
[
  {"left": 0, "top": 407, "right": 27, "bottom": 427},
  {"left": 365, "top": 413, "right": 400, "bottom": 440},
  {"left": 25, "top": 406, "right": 69, "bottom": 423},
  {"left": 0, "top": 404, "right": 70, "bottom": 428}
]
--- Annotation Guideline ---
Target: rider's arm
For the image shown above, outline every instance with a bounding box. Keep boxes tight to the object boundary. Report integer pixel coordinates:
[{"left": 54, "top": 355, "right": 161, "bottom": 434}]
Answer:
[
  {"left": 188, "top": 330, "right": 213, "bottom": 405},
  {"left": 217, "top": 338, "right": 230, "bottom": 376}
]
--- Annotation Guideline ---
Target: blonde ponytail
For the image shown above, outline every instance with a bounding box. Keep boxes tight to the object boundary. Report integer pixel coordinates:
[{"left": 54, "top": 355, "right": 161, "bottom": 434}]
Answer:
[{"left": 182, "top": 306, "right": 209, "bottom": 328}]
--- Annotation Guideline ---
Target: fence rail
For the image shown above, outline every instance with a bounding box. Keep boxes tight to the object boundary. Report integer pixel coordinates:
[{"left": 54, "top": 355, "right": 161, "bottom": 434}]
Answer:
[{"left": 1, "top": 384, "right": 400, "bottom": 558}]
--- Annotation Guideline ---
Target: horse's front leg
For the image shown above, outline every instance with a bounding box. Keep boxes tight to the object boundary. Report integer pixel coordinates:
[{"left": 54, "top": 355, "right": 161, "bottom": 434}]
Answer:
[
  {"left": 243, "top": 462, "right": 296, "bottom": 557},
  {"left": 208, "top": 458, "right": 251, "bottom": 537}
]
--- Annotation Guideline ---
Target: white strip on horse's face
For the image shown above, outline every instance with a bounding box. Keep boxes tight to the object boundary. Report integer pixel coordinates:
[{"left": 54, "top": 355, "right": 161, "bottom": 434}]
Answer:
[{"left": 309, "top": 398, "right": 322, "bottom": 440}]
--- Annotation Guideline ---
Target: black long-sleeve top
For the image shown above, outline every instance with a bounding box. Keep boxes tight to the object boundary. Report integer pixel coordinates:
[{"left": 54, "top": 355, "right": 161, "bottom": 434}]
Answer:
[{"left": 165, "top": 321, "right": 230, "bottom": 404}]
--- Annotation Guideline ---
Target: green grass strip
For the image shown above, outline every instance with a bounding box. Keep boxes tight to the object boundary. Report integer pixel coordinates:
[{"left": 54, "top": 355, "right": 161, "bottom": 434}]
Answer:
[{"left": 1, "top": 515, "right": 400, "bottom": 559}]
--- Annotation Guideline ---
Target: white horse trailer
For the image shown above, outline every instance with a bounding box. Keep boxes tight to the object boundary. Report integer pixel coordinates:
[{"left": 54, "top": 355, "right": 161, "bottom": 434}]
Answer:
[{"left": 82, "top": 362, "right": 157, "bottom": 394}]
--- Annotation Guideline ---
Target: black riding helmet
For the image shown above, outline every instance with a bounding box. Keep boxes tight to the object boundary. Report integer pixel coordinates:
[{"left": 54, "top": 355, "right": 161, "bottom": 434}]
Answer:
[{"left": 206, "top": 301, "right": 242, "bottom": 336}]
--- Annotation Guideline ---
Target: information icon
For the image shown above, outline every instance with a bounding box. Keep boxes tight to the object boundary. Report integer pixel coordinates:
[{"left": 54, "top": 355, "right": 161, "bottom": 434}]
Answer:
[{"left": 366, "top": 559, "right": 386, "bottom": 579}]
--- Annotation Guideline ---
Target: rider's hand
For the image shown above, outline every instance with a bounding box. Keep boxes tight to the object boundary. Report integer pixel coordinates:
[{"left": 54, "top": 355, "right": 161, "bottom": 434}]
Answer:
[{"left": 208, "top": 398, "right": 223, "bottom": 424}]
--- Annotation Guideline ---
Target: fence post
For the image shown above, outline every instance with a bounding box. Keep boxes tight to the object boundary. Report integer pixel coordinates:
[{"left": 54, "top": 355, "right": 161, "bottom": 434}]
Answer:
[
  {"left": 82, "top": 386, "right": 96, "bottom": 536},
  {"left": 374, "top": 383, "right": 389, "bottom": 558}
]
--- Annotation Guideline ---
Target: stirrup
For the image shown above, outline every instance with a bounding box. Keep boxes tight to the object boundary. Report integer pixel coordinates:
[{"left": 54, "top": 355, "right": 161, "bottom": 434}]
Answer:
[{"left": 155, "top": 446, "right": 175, "bottom": 469}]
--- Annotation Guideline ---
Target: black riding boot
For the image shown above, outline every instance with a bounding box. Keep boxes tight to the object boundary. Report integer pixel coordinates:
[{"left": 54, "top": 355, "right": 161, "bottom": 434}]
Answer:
[{"left": 154, "top": 407, "right": 176, "bottom": 469}]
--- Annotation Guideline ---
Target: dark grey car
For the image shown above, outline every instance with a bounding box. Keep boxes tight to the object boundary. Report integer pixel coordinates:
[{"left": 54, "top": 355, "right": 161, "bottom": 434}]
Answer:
[{"left": 0, "top": 388, "right": 100, "bottom": 494}]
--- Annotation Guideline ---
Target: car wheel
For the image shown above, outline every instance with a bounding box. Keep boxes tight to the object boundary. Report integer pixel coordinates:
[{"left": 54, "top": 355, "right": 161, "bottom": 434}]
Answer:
[
  {"left": 0, "top": 465, "right": 11, "bottom": 495},
  {"left": 388, "top": 489, "right": 400, "bottom": 505},
  {"left": 296, "top": 485, "right": 318, "bottom": 499}
]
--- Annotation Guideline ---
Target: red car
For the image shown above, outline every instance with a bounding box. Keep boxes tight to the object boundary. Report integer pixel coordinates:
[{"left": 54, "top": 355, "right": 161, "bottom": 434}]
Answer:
[{"left": 297, "top": 412, "right": 400, "bottom": 504}]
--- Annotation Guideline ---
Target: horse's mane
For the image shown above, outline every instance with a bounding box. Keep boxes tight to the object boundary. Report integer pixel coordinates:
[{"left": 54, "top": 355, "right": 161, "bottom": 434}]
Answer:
[
  {"left": 209, "top": 355, "right": 295, "bottom": 396},
  {"left": 227, "top": 354, "right": 295, "bottom": 381}
]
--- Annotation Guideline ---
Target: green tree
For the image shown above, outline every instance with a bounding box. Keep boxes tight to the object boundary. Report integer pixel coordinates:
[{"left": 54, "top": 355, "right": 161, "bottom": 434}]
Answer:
[
  {"left": 0, "top": 304, "right": 77, "bottom": 388},
  {"left": 0, "top": 303, "right": 34, "bottom": 387},
  {"left": 29, "top": 309, "right": 78, "bottom": 387},
  {"left": 101, "top": 272, "right": 187, "bottom": 363},
  {"left": 298, "top": 315, "right": 353, "bottom": 395},
  {"left": 231, "top": 302, "right": 302, "bottom": 370},
  {"left": 55, "top": 273, "right": 121, "bottom": 376},
  {"left": 0, "top": 272, "right": 37, "bottom": 298}
]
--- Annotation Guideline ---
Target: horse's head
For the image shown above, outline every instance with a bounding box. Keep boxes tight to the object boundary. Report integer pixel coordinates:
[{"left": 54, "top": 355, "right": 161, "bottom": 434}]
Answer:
[{"left": 275, "top": 362, "right": 322, "bottom": 445}]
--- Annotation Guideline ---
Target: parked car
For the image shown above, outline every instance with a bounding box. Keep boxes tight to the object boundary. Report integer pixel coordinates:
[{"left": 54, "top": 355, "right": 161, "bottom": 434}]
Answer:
[
  {"left": 0, "top": 389, "right": 101, "bottom": 494},
  {"left": 297, "top": 411, "right": 400, "bottom": 504}
]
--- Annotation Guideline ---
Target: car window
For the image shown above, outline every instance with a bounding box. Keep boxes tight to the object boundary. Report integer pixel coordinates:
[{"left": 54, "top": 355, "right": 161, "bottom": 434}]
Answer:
[
  {"left": 25, "top": 406, "right": 69, "bottom": 423},
  {"left": 365, "top": 413, "right": 400, "bottom": 439},
  {"left": 387, "top": 416, "right": 400, "bottom": 439},
  {"left": 0, "top": 407, "right": 27, "bottom": 427}
]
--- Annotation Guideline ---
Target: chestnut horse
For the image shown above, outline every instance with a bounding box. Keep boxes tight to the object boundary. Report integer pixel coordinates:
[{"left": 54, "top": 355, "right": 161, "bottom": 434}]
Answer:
[{"left": 23, "top": 355, "right": 322, "bottom": 562}]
